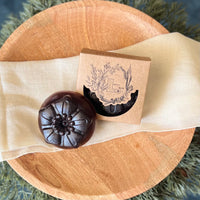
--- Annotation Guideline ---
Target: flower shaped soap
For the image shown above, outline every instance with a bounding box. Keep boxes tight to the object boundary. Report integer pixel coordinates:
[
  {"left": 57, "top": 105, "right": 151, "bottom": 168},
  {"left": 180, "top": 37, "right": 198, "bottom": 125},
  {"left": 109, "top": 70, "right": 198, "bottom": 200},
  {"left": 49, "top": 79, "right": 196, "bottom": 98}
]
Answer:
[{"left": 38, "top": 91, "right": 96, "bottom": 148}]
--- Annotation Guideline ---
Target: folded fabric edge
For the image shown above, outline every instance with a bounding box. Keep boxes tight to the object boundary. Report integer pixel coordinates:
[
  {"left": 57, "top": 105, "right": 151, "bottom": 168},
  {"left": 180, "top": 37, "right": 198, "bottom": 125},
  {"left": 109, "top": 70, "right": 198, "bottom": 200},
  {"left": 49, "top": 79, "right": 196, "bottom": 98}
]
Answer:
[{"left": 0, "top": 126, "right": 197, "bottom": 162}]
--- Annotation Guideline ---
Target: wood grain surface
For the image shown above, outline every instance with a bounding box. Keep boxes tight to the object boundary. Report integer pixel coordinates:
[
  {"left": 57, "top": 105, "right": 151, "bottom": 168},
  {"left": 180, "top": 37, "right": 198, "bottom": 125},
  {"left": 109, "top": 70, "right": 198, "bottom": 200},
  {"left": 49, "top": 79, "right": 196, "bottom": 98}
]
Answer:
[{"left": 0, "top": 0, "right": 194, "bottom": 199}]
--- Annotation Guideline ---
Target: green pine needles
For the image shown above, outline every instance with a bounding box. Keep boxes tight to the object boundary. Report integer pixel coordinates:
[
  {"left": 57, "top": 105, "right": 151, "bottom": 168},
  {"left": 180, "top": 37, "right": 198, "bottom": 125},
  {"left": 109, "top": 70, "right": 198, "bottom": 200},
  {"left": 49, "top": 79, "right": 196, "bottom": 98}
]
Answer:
[
  {"left": 0, "top": 0, "right": 200, "bottom": 200},
  {"left": 0, "top": 161, "right": 60, "bottom": 200},
  {"left": 0, "top": 0, "right": 200, "bottom": 47}
]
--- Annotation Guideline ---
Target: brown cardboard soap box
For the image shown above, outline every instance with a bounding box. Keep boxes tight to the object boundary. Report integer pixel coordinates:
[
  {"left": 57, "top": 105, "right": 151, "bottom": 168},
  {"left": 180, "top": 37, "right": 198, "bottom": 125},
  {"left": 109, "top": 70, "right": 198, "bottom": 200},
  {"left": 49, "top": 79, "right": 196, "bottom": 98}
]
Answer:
[{"left": 76, "top": 48, "right": 151, "bottom": 124}]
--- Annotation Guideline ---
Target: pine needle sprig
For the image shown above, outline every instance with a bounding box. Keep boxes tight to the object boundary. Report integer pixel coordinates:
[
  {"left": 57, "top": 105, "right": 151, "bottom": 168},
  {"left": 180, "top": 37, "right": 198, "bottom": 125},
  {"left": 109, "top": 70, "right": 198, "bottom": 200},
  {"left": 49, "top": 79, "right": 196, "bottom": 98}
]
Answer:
[
  {"left": 0, "top": 161, "right": 61, "bottom": 200},
  {"left": 139, "top": 0, "right": 200, "bottom": 41}
]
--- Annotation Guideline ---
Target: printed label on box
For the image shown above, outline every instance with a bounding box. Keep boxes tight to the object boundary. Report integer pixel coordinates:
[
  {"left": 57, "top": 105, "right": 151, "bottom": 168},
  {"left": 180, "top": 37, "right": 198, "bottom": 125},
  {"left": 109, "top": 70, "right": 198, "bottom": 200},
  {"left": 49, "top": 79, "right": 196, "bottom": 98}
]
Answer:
[{"left": 76, "top": 49, "right": 151, "bottom": 124}]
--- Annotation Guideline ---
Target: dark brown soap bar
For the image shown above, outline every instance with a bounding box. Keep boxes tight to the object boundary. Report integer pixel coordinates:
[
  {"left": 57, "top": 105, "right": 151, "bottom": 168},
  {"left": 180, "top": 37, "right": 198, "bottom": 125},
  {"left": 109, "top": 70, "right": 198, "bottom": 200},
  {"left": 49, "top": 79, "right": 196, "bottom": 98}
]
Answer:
[
  {"left": 38, "top": 91, "right": 96, "bottom": 148},
  {"left": 84, "top": 86, "right": 139, "bottom": 116}
]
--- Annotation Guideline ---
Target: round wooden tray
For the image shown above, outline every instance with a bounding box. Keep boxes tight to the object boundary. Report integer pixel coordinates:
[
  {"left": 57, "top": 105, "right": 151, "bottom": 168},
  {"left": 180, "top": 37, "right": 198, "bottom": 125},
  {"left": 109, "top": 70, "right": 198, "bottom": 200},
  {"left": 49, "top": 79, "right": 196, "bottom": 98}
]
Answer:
[{"left": 0, "top": 0, "right": 194, "bottom": 199}]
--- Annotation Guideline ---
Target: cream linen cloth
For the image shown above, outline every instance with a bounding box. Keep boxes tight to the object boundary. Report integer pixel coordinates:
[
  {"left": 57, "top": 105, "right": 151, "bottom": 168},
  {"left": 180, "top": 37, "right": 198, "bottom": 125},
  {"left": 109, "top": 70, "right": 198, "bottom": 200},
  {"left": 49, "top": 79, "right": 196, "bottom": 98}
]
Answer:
[{"left": 0, "top": 33, "right": 200, "bottom": 161}]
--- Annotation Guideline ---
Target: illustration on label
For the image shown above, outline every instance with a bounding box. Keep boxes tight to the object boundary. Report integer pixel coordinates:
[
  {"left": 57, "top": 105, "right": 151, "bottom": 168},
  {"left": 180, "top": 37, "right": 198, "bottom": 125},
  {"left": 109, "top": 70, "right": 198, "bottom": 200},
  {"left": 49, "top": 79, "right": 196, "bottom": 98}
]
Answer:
[{"left": 83, "top": 63, "right": 139, "bottom": 117}]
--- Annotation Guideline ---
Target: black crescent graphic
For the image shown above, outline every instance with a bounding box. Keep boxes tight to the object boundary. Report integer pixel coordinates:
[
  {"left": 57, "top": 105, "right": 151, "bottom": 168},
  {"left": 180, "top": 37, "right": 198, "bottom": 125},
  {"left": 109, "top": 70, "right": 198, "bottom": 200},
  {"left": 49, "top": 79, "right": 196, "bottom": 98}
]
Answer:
[{"left": 83, "top": 86, "right": 139, "bottom": 117}]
